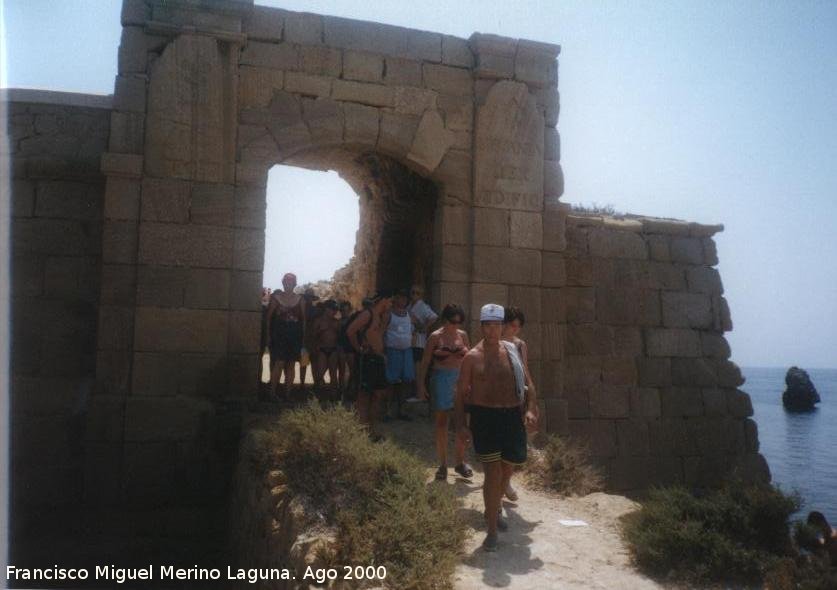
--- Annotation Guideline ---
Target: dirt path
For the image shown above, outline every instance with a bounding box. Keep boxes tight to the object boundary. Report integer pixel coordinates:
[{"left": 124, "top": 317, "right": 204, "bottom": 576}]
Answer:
[{"left": 379, "top": 410, "right": 663, "bottom": 590}]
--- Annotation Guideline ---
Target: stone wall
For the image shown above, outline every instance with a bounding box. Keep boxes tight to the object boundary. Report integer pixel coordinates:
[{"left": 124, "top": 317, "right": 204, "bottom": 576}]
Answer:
[{"left": 2, "top": 89, "right": 110, "bottom": 533}]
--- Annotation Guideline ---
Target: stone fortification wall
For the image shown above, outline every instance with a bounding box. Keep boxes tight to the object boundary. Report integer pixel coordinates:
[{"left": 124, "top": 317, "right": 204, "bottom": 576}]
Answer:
[
  {"left": 543, "top": 213, "right": 767, "bottom": 490},
  {"left": 2, "top": 89, "right": 111, "bottom": 532}
]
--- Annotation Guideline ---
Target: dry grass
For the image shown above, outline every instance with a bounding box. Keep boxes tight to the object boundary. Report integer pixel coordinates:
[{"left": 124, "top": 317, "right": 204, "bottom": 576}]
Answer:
[{"left": 523, "top": 434, "right": 605, "bottom": 496}]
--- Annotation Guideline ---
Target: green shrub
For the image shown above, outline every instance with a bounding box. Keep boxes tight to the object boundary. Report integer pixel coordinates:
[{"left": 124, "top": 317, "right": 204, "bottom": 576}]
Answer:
[
  {"left": 620, "top": 483, "right": 801, "bottom": 585},
  {"left": 523, "top": 434, "right": 604, "bottom": 496},
  {"left": 271, "top": 402, "right": 466, "bottom": 589}
]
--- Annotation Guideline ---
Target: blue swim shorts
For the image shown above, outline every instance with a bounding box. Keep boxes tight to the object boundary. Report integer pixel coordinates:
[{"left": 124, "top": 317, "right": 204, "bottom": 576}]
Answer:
[
  {"left": 431, "top": 368, "right": 459, "bottom": 411},
  {"left": 385, "top": 347, "right": 415, "bottom": 384}
]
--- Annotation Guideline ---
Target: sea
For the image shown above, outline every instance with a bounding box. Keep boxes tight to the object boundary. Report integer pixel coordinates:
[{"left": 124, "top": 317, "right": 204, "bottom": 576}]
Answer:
[{"left": 743, "top": 366, "right": 837, "bottom": 519}]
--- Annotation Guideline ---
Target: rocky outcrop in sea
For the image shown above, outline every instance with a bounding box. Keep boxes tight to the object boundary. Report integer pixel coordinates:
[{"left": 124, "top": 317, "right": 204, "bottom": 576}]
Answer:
[{"left": 782, "top": 366, "right": 821, "bottom": 411}]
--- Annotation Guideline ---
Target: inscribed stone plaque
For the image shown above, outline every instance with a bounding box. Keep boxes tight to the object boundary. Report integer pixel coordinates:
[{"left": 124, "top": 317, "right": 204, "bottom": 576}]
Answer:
[{"left": 474, "top": 80, "right": 544, "bottom": 211}]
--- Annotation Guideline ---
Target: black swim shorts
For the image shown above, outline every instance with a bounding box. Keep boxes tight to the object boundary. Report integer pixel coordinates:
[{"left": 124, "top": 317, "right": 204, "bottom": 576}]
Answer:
[
  {"left": 469, "top": 405, "right": 527, "bottom": 465},
  {"left": 359, "top": 353, "right": 388, "bottom": 393}
]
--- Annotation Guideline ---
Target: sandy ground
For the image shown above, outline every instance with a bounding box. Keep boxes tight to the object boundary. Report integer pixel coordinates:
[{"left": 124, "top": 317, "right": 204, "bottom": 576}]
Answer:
[{"left": 378, "top": 408, "right": 664, "bottom": 590}]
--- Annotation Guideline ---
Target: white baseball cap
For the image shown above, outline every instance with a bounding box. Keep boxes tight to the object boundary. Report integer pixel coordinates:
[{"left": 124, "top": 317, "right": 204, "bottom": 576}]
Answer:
[{"left": 480, "top": 303, "right": 505, "bottom": 322}]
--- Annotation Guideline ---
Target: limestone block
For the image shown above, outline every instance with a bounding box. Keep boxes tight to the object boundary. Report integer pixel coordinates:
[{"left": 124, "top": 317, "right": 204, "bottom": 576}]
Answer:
[
  {"left": 102, "top": 220, "right": 138, "bottom": 264},
  {"left": 124, "top": 396, "right": 213, "bottom": 441},
  {"left": 134, "top": 307, "right": 228, "bottom": 353},
  {"left": 137, "top": 265, "right": 185, "bottom": 307},
  {"left": 324, "top": 16, "right": 442, "bottom": 62},
  {"left": 544, "top": 128, "right": 560, "bottom": 162},
  {"left": 474, "top": 246, "right": 541, "bottom": 285},
  {"left": 441, "top": 35, "right": 473, "bottom": 68},
  {"left": 661, "top": 291, "right": 713, "bottom": 329},
  {"left": 616, "top": 419, "right": 650, "bottom": 456},
  {"left": 544, "top": 398, "right": 569, "bottom": 435},
  {"left": 35, "top": 180, "right": 102, "bottom": 221},
  {"left": 602, "top": 358, "right": 637, "bottom": 387},
  {"left": 423, "top": 64, "right": 473, "bottom": 97},
  {"left": 702, "top": 237, "right": 719, "bottom": 266},
  {"left": 237, "top": 125, "right": 280, "bottom": 162},
  {"left": 647, "top": 235, "right": 671, "bottom": 261},
  {"left": 715, "top": 359, "right": 744, "bottom": 387},
  {"left": 534, "top": 86, "right": 560, "bottom": 126},
  {"left": 85, "top": 394, "right": 126, "bottom": 439},
  {"left": 242, "top": 5, "right": 284, "bottom": 42},
  {"left": 597, "top": 287, "right": 661, "bottom": 326},
  {"left": 510, "top": 210, "right": 543, "bottom": 249},
  {"left": 630, "top": 388, "right": 661, "bottom": 418},
  {"left": 284, "top": 72, "right": 332, "bottom": 98},
  {"left": 540, "top": 289, "right": 561, "bottom": 322},
  {"left": 228, "top": 310, "right": 262, "bottom": 353},
  {"left": 437, "top": 94, "right": 473, "bottom": 132},
  {"left": 333, "top": 79, "right": 394, "bottom": 107},
  {"left": 475, "top": 81, "right": 544, "bottom": 212},
  {"left": 645, "top": 328, "right": 702, "bottom": 357},
  {"left": 377, "top": 112, "right": 419, "bottom": 157},
  {"left": 476, "top": 53, "right": 515, "bottom": 80},
  {"left": 588, "top": 228, "right": 647, "bottom": 259},
  {"left": 343, "top": 51, "right": 383, "bottom": 83},
  {"left": 97, "top": 305, "right": 135, "bottom": 351},
  {"left": 240, "top": 42, "right": 299, "bottom": 70},
  {"left": 474, "top": 207, "right": 509, "bottom": 246},
  {"left": 614, "top": 326, "right": 644, "bottom": 357},
  {"left": 284, "top": 12, "right": 323, "bottom": 45},
  {"left": 139, "top": 223, "right": 233, "bottom": 268},
  {"left": 685, "top": 418, "right": 730, "bottom": 456},
  {"left": 728, "top": 389, "right": 754, "bottom": 418},
  {"left": 641, "top": 218, "right": 690, "bottom": 236},
  {"left": 140, "top": 177, "right": 191, "bottom": 223},
  {"left": 121, "top": 0, "right": 150, "bottom": 26},
  {"left": 233, "top": 228, "right": 264, "bottom": 271},
  {"left": 191, "top": 182, "right": 234, "bottom": 226},
  {"left": 611, "top": 259, "right": 649, "bottom": 289},
  {"left": 233, "top": 186, "right": 266, "bottom": 229},
  {"left": 150, "top": 5, "right": 243, "bottom": 31},
  {"left": 114, "top": 75, "right": 147, "bottom": 113},
  {"left": 542, "top": 200, "right": 568, "bottom": 252},
  {"left": 661, "top": 386, "right": 703, "bottom": 417},
  {"left": 177, "top": 353, "right": 227, "bottom": 398},
  {"left": 701, "top": 388, "right": 727, "bottom": 416},
  {"left": 700, "top": 331, "right": 731, "bottom": 359},
  {"left": 508, "top": 285, "right": 541, "bottom": 322},
  {"left": 101, "top": 152, "right": 144, "bottom": 177},
  {"left": 743, "top": 418, "right": 759, "bottom": 452},
  {"left": 299, "top": 45, "right": 342, "bottom": 77},
  {"left": 433, "top": 150, "right": 472, "bottom": 201},
  {"left": 437, "top": 245, "right": 470, "bottom": 283},
  {"left": 230, "top": 270, "right": 263, "bottom": 311},
  {"left": 8, "top": 181, "right": 34, "bottom": 218},
  {"left": 647, "top": 261, "right": 686, "bottom": 290},
  {"left": 407, "top": 110, "right": 454, "bottom": 172},
  {"left": 470, "top": 283, "right": 508, "bottom": 318},
  {"left": 383, "top": 57, "right": 422, "bottom": 87},
  {"left": 638, "top": 358, "right": 671, "bottom": 387},
  {"left": 611, "top": 456, "right": 650, "bottom": 490},
  {"left": 541, "top": 322, "right": 562, "bottom": 360},
  {"left": 184, "top": 269, "right": 230, "bottom": 310},
  {"left": 604, "top": 218, "right": 643, "bottom": 232},
  {"left": 435, "top": 281, "right": 469, "bottom": 311},
  {"left": 566, "top": 324, "right": 613, "bottom": 356},
  {"left": 711, "top": 295, "right": 733, "bottom": 332},
  {"left": 686, "top": 266, "right": 723, "bottom": 295},
  {"left": 42, "top": 256, "right": 98, "bottom": 304},
  {"left": 590, "top": 385, "right": 630, "bottom": 419},
  {"left": 451, "top": 130, "right": 471, "bottom": 150},
  {"left": 238, "top": 66, "right": 284, "bottom": 109},
  {"left": 302, "top": 97, "right": 344, "bottom": 143},
  {"left": 559, "top": 286, "right": 596, "bottom": 323},
  {"left": 394, "top": 86, "right": 438, "bottom": 116},
  {"left": 343, "top": 102, "right": 379, "bottom": 146},
  {"left": 669, "top": 237, "right": 704, "bottom": 265},
  {"left": 565, "top": 226, "right": 589, "bottom": 257},
  {"left": 109, "top": 111, "right": 145, "bottom": 154},
  {"left": 671, "top": 358, "right": 718, "bottom": 387},
  {"left": 118, "top": 27, "right": 149, "bottom": 74},
  {"left": 438, "top": 205, "right": 469, "bottom": 246},
  {"left": 132, "top": 352, "right": 180, "bottom": 396},
  {"left": 589, "top": 420, "right": 618, "bottom": 457},
  {"left": 99, "top": 264, "right": 135, "bottom": 306},
  {"left": 541, "top": 251, "right": 566, "bottom": 287},
  {"left": 648, "top": 418, "right": 697, "bottom": 457},
  {"left": 689, "top": 222, "right": 724, "bottom": 237},
  {"left": 515, "top": 41, "right": 558, "bottom": 88}
]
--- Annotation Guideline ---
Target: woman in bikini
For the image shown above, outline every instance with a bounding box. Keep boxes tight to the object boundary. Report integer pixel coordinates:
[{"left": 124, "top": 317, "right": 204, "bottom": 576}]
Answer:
[
  {"left": 266, "top": 273, "right": 305, "bottom": 400},
  {"left": 417, "top": 303, "right": 473, "bottom": 481}
]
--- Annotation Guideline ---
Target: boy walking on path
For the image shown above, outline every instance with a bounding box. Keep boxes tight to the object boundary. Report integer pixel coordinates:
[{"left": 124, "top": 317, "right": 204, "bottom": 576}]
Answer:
[{"left": 455, "top": 303, "right": 538, "bottom": 552}]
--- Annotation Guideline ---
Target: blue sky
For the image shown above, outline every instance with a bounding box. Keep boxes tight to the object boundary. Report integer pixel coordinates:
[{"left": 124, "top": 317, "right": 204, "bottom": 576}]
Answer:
[{"left": 4, "top": 0, "right": 836, "bottom": 369}]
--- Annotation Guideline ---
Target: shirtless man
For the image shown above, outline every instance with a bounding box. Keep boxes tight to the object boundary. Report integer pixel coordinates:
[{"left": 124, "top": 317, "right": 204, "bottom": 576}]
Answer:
[
  {"left": 346, "top": 291, "right": 393, "bottom": 440},
  {"left": 312, "top": 300, "right": 341, "bottom": 391},
  {"left": 455, "top": 303, "right": 537, "bottom": 551}
]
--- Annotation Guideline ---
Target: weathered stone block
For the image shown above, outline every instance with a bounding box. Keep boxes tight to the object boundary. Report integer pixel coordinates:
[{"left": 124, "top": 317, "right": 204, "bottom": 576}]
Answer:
[
  {"left": 613, "top": 326, "right": 643, "bottom": 357},
  {"left": 686, "top": 266, "right": 723, "bottom": 294},
  {"left": 660, "top": 386, "right": 703, "bottom": 417},
  {"left": 438, "top": 205, "right": 469, "bottom": 246},
  {"left": 137, "top": 265, "right": 185, "bottom": 307},
  {"left": 303, "top": 97, "right": 344, "bottom": 143},
  {"left": 590, "top": 385, "right": 630, "bottom": 419},
  {"left": 473, "top": 207, "right": 508, "bottom": 246},
  {"left": 616, "top": 419, "right": 650, "bottom": 456},
  {"left": 544, "top": 398, "right": 568, "bottom": 435},
  {"left": 333, "top": 79, "right": 394, "bottom": 107},
  {"left": 729, "top": 453, "right": 770, "bottom": 484},
  {"left": 233, "top": 186, "right": 265, "bottom": 229},
  {"left": 711, "top": 295, "right": 733, "bottom": 332},
  {"left": 299, "top": 45, "right": 342, "bottom": 77},
  {"left": 190, "top": 182, "right": 234, "bottom": 226},
  {"left": 132, "top": 352, "right": 180, "bottom": 396},
  {"left": 588, "top": 228, "right": 648, "bottom": 259},
  {"left": 638, "top": 358, "right": 671, "bottom": 387},
  {"left": 533, "top": 86, "right": 560, "bottom": 126},
  {"left": 134, "top": 307, "right": 228, "bottom": 353},
  {"left": 506, "top": 285, "right": 540, "bottom": 322},
  {"left": 645, "top": 328, "right": 702, "bottom": 357},
  {"left": 184, "top": 269, "right": 230, "bottom": 310},
  {"left": 442, "top": 35, "right": 473, "bottom": 68},
  {"left": 284, "top": 72, "right": 332, "bottom": 98},
  {"left": 238, "top": 66, "right": 284, "bottom": 109},
  {"left": 597, "top": 287, "right": 660, "bottom": 326},
  {"left": 649, "top": 418, "right": 697, "bottom": 457},
  {"left": 715, "top": 359, "right": 745, "bottom": 387},
  {"left": 647, "top": 261, "right": 686, "bottom": 290},
  {"left": 242, "top": 5, "right": 284, "bottom": 41},
  {"left": 566, "top": 324, "right": 613, "bottom": 356},
  {"left": 701, "top": 388, "right": 727, "bottom": 416},
  {"left": 240, "top": 41, "right": 298, "bottom": 70},
  {"left": 542, "top": 201, "right": 568, "bottom": 252},
  {"left": 435, "top": 281, "right": 469, "bottom": 312},
  {"left": 510, "top": 210, "right": 543, "bottom": 249},
  {"left": 728, "top": 389, "right": 754, "bottom": 418},
  {"left": 394, "top": 86, "right": 438, "bottom": 116},
  {"left": 589, "top": 419, "right": 618, "bottom": 457},
  {"left": 43, "top": 256, "right": 98, "bottom": 303},
  {"left": 101, "top": 152, "right": 144, "bottom": 177},
  {"left": 35, "top": 180, "right": 102, "bottom": 221},
  {"left": 553, "top": 287, "right": 594, "bottom": 324},
  {"left": 118, "top": 26, "right": 149, "bottom": 74},
  {"left": 104, "top": 177, "right": 141, "bottom": 220},
  {"left": 670, "top": 237, "right": 704, "bottom": 264},
  {"left": 700, "top": 331, "right": 731, "bottom": 359},
  {"left": 102, "top": 220, "right": 138, "bottom": 264},
  {"left": 475, "top": 52, "right": 515, "bottom": 80},
  {"left": 437, "top": 93, "right": 473, "bottom": 132},
  {"left": 124, "top": 396, "right": 213, "bottom": 442},
  {"left": 343, "top": 51, "right": 383, "bottom": 83},
  {"left": 630, "top": 388, "right": 661, "bottom": 418},
  {"left": 324, "top": 16, "right": 442, "bottom": 62},
  {"left": 423, "top": 64, "right": 473, "bottom": 96},
  {"left": 342, "top": 102, "right": 379, "bottom": 146},
  {"left": 702, "top": 237, "right": 719, "bottom": 266},
  {"left": 437, "top": 244, "right": 469, "bottom": 283},
  {"left": 544, "top": 128, "right": 560, "bottom": 162},
  {"left": 743, "top": 418, "right": 760, "bottom": 452},
  {"left": 383, "top": 57, "right": 423, "bottom": 86},
  {"left": 140, "top": 177, "right": 191, "bottom": 223},
  {"left": 515, "top": 43, "right": 558, "bottom": 88},
  {"left": 407, "top": 110, "right": 454, "bottom": 172},
  {"left": 647, "top": 235, "right": 671, "bottom": 261},
  {"left": 228, "top": 310, "right": 261, "bottom": 353},
  {"left": 541, "top": 252, "right": 566, "bottom": 288},
  {"left": 139, "top": 223, "right": 233, "bottom": 268},
  {"left": 377, "top": 112, "right": 419, "bottom": 157},
  {"left": 672, "top": 358, "right": 718, "bottom": 387},
  {"left": 541, "top": 323, "right": 562, "bottom": 360},
  {"left": 233, "top": 228, "right": 264, "bottom": 271},
  {"left": 433, "top": 149, "right": 471, "bottom": 201},
  {"left": 543, "top": 159, "right": 563, "bottom": 198},
  {"left": 97, "top": 305, "right": 134, "bottom": 351},
  {"left": 114, "top": 75, "right": 147, "bottom": 113},
  {"left": 230, "top": 270, "right": 263, "bottom": 311},
  {"left": 107, "top": 109, "right": 144, "bottom": 155},
  {"left": 474, "top": 246, "right": 541, "bottom": 285},
  {"left": 601, "top": 358, "right": 637, "bottom": 387}
]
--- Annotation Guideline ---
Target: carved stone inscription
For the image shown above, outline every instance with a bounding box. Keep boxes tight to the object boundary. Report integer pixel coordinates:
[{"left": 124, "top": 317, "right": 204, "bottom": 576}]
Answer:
[{"left": 475, "top": 80, "right": 544, "bottom": 211}]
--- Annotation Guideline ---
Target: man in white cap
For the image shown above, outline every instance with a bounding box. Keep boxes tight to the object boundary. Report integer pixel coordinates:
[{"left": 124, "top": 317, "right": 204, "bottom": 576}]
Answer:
[{"left": 455, "top": 303, "right": 537, "bottom": 551}]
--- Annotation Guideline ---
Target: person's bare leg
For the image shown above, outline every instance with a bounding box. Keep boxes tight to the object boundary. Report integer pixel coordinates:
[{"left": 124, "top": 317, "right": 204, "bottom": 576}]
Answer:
[
  {"left": 435, "top": 412, "right": 449, "bottom": 468},
  {"left": 454, "top": 426, "right": 468, "bottom": 466},
  {"left": 282, "top": 362, "right": 294, "bottom": 398},
  {"left": 483, "top": 461, "right": 503, "bottom": 544},
  {"left": 500, "top": 462, "right": 514, "bottom": 495},
  {"left": 328, "top": 352, "right": 339, "bottom": 394},
  {"left": 315, "top": 352, "right": 328, "bottom": 388}
]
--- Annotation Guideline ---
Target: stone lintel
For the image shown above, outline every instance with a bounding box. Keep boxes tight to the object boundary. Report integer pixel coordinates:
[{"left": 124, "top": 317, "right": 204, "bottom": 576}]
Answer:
[
  {"left": 0, "top": 88, "right": 113, "bottom": 110},
  {"left": 145, "top": 20, "right": 248, "bottom": 44}
]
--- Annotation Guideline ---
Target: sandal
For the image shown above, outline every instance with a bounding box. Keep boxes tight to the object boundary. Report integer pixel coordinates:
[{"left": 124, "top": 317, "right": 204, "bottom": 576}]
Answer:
[
  {"left": 435, "top": 465, "right": 447, "bottom": 481},
  {"left": 454, "top": 463, "right": 474, "bottom": 479},
  {"left": 505, "top": 483, "right": 519, "bottom": 502}
]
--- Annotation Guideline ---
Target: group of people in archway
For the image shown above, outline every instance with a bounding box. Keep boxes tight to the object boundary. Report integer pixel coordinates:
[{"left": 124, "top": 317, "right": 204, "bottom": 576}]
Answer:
[{"left": 265, "top": 272, "right": 539, "bottom": 551}]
